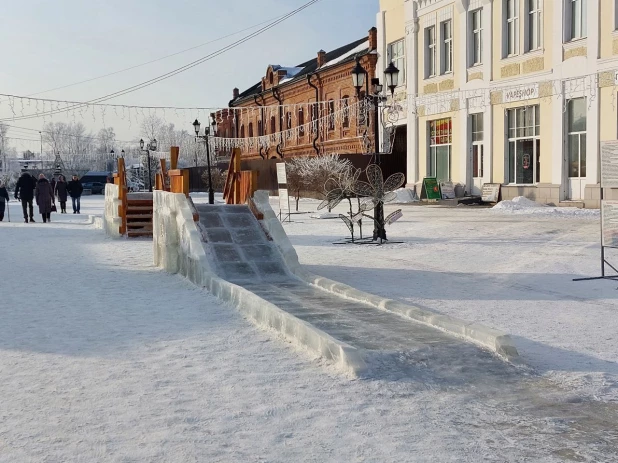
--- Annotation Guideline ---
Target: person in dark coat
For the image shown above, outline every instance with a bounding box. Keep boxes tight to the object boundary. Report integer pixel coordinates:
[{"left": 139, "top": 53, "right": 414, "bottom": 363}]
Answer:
[
  {"left": 35, "top": 174, "right": 54, "bottom": 223},
  {"left": 0, "top": 180, "right": 9, "bottom": 221},
  {"left": 67, "top": 174, "right": 83, "bottom": 214},
  {"left": 55, "top": 175, "right": 68, "bottom": 213},
  {"left": 50, "top": 177, "right": 56, "bottom": 197},
  {"left": 14, "top": 172, "right": 37, "bottom": 223}
]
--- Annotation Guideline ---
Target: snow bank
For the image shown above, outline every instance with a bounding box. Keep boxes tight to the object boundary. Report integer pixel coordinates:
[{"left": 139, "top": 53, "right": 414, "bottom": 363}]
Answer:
[
  {"left": 493, "top": 196, "right": 599, "bottom": 217},
  {"left": 253, "top": 191, "right": 518, "bottom": 360},
  {"left": 393, "top": 188, "right": 419, "bottom": 203},
  {"left": 103, "top": 183, "right": 121, "bottom": 238},
  {"left": 153, "top": 191, "right": 366, "bottom": 377}
]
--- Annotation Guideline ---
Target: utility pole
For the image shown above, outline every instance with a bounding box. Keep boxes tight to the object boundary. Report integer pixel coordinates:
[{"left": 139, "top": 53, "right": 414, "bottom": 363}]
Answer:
[{"left": 39, "top": 132, "right": 43, "bottom": 158}]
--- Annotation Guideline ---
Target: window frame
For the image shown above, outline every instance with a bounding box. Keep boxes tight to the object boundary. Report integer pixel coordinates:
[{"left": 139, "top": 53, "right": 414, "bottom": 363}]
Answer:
[
  {"left": 566, "top": 0, "right": 587, "bottom": 42},
  {"left": 526, "top": 0, "right": 543, "bottom": 52},
  {"left": 342, "top": 97, "right": 350, "bottom": 129},
  {"left": 426, "top": 26, "right": 437, "bottom": 78},
  {"left": 328, "top": 100, "right": 336, "bottom": 131},
  {"left": 387, "top": 39, "right": 406, "bottom": 85},
  {"left": 470, "top": 8, "right": 483, "bottom": 66},
  {"left": 298, "top": 107, "right": 305, "bottom": 137},
  {"left": 470, "top": 113, "right": 484, "bottom": 178},
  {"left": 505, "top": 0, "right": 520, "bottom": 57},
  {"left": 441, "top": 20, "right": 453, "bottom": 74},
  {"left": 506, "top": 105, "right": 541, "bottom": 185},
  {"left": 566, "top": 97, "right": 587, "bottom": 179},
  {"left": 428, "top": 118, "right": 452, "bottom": 182}
]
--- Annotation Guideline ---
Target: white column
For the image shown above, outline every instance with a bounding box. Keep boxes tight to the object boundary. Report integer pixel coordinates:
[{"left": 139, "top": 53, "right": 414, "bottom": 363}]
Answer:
[
  {"left": 551, "top": 1, "right": 565, "bottom": 195},
  {"left": 587, "top": 89, "right": 600, "bottom": 185},
  {"left": 482, "top": 0, "right": 493, "bottom": 81},
  {"left": 405, "top": 1, "right": 419, "bottom": 189},
  {"left": 486, "top": 96, "right": 493, "bottom": 183}
]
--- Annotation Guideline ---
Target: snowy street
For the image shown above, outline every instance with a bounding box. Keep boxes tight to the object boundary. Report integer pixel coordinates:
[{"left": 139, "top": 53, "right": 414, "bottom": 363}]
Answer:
[{"left": 1, "top": 196, "right": 618, "bottom": 461}]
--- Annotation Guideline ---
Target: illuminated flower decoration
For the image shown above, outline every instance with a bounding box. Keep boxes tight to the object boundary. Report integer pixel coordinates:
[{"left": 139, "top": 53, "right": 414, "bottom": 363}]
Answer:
[
  {"left": 353, "top": 164, "right": 405, "bottom": 205},
  {"left": 317, "top": 167, "right": 362, "bottom": 211}
]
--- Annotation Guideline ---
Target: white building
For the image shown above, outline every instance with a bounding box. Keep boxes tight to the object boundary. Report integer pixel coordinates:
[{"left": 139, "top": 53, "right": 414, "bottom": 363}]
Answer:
[{"left": 378, "top": 0, "right": 618, "bottom": 207}]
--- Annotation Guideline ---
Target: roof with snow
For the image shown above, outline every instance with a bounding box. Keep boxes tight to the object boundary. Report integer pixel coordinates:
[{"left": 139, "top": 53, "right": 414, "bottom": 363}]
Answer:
[{"left": 230, "top": 37, "right": 370, "bottom": 106}]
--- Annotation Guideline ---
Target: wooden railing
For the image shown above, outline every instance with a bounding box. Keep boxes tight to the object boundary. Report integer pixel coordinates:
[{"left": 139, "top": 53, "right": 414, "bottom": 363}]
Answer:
[
  {"left": 224, "top": 148, "right": 259, "bottom": 209},
  {"left": 113, "top": 158, "right": 128, "bottom": 235}
]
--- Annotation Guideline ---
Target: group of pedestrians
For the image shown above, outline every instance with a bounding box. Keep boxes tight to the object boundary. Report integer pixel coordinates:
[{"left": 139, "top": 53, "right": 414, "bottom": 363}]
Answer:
[{"left": 2, "top": 172, "right": 84, "bottom": 223}]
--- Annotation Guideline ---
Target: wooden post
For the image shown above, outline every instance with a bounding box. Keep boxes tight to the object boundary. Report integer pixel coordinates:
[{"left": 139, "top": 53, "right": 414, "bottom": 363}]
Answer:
[
  {"left": 116, "top": 158, "right": 127, "bottom": 235},
  {"left": 170, "top": 146, "right": 179, "bottom": 171},
  {"left": 233, "top": 148, "right": 241, "bottom": 205}
]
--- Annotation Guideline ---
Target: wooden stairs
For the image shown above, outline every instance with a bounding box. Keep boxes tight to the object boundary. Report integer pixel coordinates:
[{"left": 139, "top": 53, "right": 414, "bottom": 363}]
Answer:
[{"left": 126, "top": 195, "right": 153, "bottom": 238}]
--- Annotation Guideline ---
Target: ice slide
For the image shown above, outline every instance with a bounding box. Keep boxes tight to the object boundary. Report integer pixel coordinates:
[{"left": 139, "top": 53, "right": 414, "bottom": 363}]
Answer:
[{"left": 193, "top": 203, "right": 510, "bottom": 376}]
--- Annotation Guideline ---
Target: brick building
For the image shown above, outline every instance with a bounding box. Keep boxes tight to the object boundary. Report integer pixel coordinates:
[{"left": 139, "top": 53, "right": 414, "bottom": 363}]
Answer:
[{"left": 216, "top": 28, "right": 379, "bottom": 160}]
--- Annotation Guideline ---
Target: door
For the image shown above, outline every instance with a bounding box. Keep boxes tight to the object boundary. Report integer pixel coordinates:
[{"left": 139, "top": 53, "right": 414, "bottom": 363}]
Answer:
[
  {"left": 471, "top": 142, "right": 484, "bottom": 195},
  {"left": 567, "top": 133, "right": 586, "bottom": 200}
]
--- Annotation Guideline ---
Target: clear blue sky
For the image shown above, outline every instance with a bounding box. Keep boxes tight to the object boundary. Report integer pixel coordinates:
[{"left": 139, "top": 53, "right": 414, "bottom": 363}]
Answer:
[{"left": 0, "top": 0, "right": 378, "bottom": 147}]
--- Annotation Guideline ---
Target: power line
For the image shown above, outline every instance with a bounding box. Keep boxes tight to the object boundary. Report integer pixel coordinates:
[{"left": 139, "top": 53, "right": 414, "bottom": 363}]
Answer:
[
  {"left": 0, "top": 14, "right": 287, "bottom": 104},
  {"left": 0, "top": 0, "right": 322, "bottom": 123}
]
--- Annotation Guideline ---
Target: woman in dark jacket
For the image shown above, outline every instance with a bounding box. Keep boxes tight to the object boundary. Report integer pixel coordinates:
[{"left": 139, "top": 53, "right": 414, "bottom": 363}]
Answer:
[
  {"left": 35, "top": 174, "right": 54, "bottom": 223},
  {"left": 0, "top": 180, "right": 9, "bottom": 221},
  {"left": 55, "top": 175, "right": 68, "bottom": 213}
]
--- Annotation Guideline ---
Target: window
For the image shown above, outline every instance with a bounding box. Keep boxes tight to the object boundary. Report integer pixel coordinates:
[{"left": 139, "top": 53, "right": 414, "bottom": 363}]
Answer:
[
  {"left": 567, "top": 98, "right": 587, "bottom": 178},
  {"left": 429, "top": 118, "right": 452, "bottom": 182},
  {"left": 568, "top": 0, "right": 587, "bottom": 41},
  {"left": 328, "top": 100, "right": 335, "bottom": 131},
  {"left": 441, "top": 20, "right": 453, "bottom": 74},
  {"left": 342, "top": 97, "right": 350, "bottom": 128},
  {"left": 387, "top": 39, "right": 405, "bottom": 84},
  {"left": 311, "top": 103, "right": 319, "bottom": 134},
  {"left": 507, "top": 106, "right": 540, "bottom": 184},
  {"left": 298, "top": 107, "right": 305, "bottom": 136},
  {"left": 471, "top": 9, "right": 483, "bottom": 66},
  {"left": 257, "top": 120, "right": 263, "bottom": 136},
  {"left": 527, "top": 0, "right": 542, "bottom": 51},
  {"left": 471, "top": 113, "right": 484, "bottom": 178},
  {"left": 240, "top": 125, "right": 245, "bottom": 138},
  {"left": 270, "top": 116, "right": 276, "bottom": 135},
  {"left": 248, "top": 123, "right": 254, "bottom": 138},
  {"left": 426, "top": 26, "right": 437, "bottom": 78},
  {"left": 506, "top": 0, "right": 519, "bottom": 56},
  {"left": 285, "top": 112, "right": 292, "bottom": 139}
]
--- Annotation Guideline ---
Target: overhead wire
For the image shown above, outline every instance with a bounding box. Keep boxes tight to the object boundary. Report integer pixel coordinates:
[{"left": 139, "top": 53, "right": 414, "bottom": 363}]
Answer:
[{"left": 0, "top": 0, "right": 323, "bottom": 123}]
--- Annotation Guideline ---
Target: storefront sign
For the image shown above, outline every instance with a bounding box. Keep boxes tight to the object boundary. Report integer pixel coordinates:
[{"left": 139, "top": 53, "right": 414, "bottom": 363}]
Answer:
[
  {"left": 421, "top": 177, "right": 442, "bottom": 200},
  {"left": 440, "top": 181, "right": 456, "bottom": 199},
  {"left": 601, "top": 141, "right": 618, "bottom": 189},
  {"left": 602, "top": 201, "right": 618, "bottom": 248},
  {"left": 481, "top": 183, "right": 501, "bottom": 202},
  {"left": 503, "top": 85, "right": 539, "bottom": 103}
]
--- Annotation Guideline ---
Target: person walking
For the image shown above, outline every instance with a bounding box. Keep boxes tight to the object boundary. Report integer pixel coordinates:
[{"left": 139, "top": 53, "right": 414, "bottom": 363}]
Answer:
[
  {"left": 14, "top": 172, "right": 37, "bottom": 223},
  {"left": 50, "top": 176, "right": 57, "bottom": 196},
  {"left": 0, "top": 180, "right": 9, "bottom": 222},
  {"left": 67, "top": 174, "right": 83, "bottom": 214},
  {"left": 55, "top": 175, "right": 68, "bottom": 213},
  {"left": 35, "top": 174, "right": 54, "bottom": 223}
]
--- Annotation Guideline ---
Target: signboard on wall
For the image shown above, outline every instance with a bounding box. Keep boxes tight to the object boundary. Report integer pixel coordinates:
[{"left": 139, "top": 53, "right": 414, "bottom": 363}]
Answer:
[
  {"left": 601, "top": 141, "right": 618, "bottom": 189},
  {"left": 481, "top": 183, "right": 501, "bottom": 203},
  {"left": 503, "top": 84, "right": 539, "bottom": 103},
  {"left": 276, "top": 162, "right": 287, "bottom": 185},
  {"left": 440, "top": 182, "right": 456, "bottom": 200},
  {"left": 421, "top": 177, "right": 441, "bottom": 200}
]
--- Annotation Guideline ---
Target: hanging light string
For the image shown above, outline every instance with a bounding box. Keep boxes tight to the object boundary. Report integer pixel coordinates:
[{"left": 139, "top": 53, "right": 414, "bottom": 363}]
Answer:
[{"left": 0, "top": 0, "right": 323, "bottom": 123}]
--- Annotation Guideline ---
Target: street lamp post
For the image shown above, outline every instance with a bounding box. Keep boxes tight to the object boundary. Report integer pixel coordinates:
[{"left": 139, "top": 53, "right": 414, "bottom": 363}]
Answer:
[
  {"left": 352, "top": 58, "right": 400, "bottom": 242},
  {"left": 139, "top": 138, "right": 158, "bottom": 192},
  {"left": 193, "top": 118, "right": 216, "bottom": 205}
]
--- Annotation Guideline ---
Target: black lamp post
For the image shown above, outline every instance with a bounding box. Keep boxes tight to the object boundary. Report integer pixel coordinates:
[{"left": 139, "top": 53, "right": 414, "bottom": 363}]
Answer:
[
  {"left": 193, "top": 118, "right": 215, "bottom": 205},
  {"left": 140, "top": 138, "right": 157, "bottom": 192},
  {"left": 352, "top": 58, "right": 400, "bottom": 242}
]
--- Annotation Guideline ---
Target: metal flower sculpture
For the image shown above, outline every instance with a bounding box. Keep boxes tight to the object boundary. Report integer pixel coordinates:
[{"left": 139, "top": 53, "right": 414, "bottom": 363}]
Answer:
[{"left": 353, "top": 164, "right": 405, "bottom": 242}]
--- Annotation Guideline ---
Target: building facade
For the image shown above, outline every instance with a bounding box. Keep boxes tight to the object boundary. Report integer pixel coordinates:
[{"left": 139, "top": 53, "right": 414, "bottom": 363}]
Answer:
[
  {"left": 219, "top": 29, "right": 379, "bottom": 161},
  {"left": 388, "top": 0, "right": 618, "bottom": 207}
]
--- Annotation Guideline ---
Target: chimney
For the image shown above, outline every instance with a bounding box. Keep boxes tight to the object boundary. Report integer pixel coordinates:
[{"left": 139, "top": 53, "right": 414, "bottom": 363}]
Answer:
[
  {"left": 317, "top": 50, "right": 326, "bottom": 68},
  {"left": 368, "top": 27, "right": 378, "bottom": 51},
  {"left": 233, "top": 88, "right": 239, "bottom": 99}
]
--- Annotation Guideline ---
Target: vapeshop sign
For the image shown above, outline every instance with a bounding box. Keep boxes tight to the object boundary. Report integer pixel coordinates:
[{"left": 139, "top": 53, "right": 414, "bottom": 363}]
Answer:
[{"left": 503, "top": 85, "right": 539, "bottom": 103}]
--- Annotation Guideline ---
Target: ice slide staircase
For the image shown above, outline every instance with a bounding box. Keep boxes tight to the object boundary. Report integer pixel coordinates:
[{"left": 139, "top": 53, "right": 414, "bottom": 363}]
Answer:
[{"left": 192, "top": 201, "right": 517, "bottom": 376}]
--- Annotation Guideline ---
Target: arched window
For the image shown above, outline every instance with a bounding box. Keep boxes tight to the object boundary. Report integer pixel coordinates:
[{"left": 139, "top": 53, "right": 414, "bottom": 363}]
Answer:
[
  {"left": 298, "top": 107, "right": 305, "bottom": 137},
  {"left": 269, "top": 72, "right": 274, "bottom": 85},
  {"left": 248, "top": 123, "right": 254, "bottom": 138},
  {"left": 270, "top": 116, "right": 276, "bottom": 134},
  {"left": 328, "top": 100, "right": 335, "bottom": 131},
  {"left": 258, "top": 120, "right": 263, "bottom": 136},
  {"left": 342, "top": 96, "right": 350, "bottom": 128},
  {"left": 240, "top": 125, "right": 245, "bottom": 138}
]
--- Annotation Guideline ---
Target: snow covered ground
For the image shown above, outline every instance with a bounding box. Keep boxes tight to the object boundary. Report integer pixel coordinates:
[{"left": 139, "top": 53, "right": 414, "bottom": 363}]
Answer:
[{"left": 2, "top": 195, "right": 618, "bottom": 461}]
